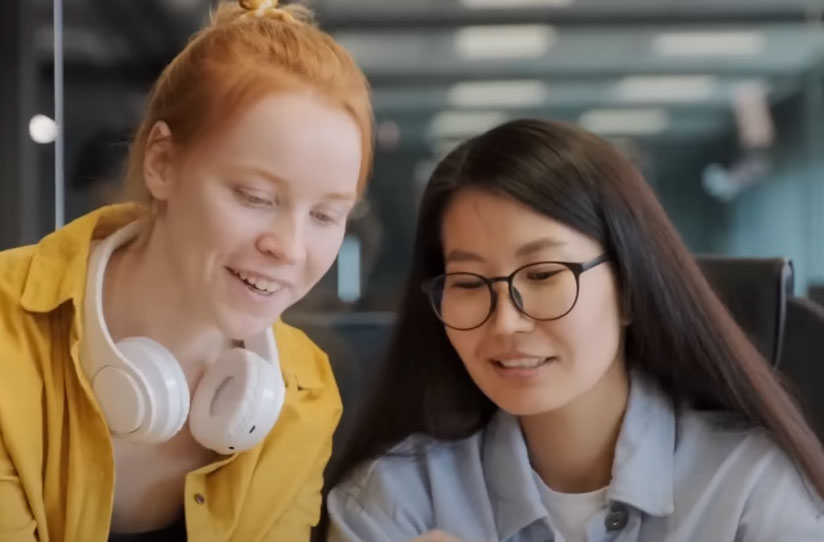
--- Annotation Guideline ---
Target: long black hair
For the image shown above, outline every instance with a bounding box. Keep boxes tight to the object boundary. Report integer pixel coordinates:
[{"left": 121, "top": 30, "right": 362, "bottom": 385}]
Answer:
[{"left": 319, "top": 119, "right": 824, "bottom": 536}]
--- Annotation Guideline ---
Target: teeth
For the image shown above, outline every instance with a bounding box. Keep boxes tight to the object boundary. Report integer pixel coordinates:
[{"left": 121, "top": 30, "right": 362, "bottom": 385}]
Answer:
[
  {"left": 250, "top": 277, "right": 277, "bottom": 293},
  {"left": 234, "top": 270, "right": 280, "bottom": 294},
  {"left": 496, "top": 357, "right": 547, "bottom": 369}
]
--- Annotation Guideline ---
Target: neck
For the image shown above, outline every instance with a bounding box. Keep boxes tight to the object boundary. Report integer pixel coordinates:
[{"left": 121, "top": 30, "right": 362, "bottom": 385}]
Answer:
[
  {"left": 520, "top": 360, "right": 630, "bottom": 494},
  {"left": 102, "top": 219, "right": 235, "bottom": 382}
]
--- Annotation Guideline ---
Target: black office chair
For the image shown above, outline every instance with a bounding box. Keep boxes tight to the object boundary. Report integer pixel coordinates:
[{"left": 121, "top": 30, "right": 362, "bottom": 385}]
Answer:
[
  {"left": 779, "top": 296, "right": 824, "bottom": 439},
  {"left": 696, "top": 256, "right": 793, "bottom": 367},
  {"left": 697, "top": 256, "right": 824, "bottom": 440}
]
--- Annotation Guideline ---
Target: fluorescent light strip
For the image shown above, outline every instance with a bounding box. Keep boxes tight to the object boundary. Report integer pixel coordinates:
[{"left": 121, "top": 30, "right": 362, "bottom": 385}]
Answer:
[
  {"left": 431, "top": 139, "right": 465, "bottom": 158},
  {"left": 462, "top": 0, "right": 575, "bottom": 7},
  {"left": 447, "top": 80, "right": 550, "bottom": 108},
  {"left": 579, "top": 108, "right": 669, "bottom": 136},
  {"left": 653, "top": 31, "right": 765, "bottom": 57},
  {"left": 429, "top": 110, "right": 509, "bottom": 139},
  {"left": 613, "top": 75, "right": 717, "bottom": 103},
  {"left": 455, "top": 25, "right": 557, "bottom": 59}
]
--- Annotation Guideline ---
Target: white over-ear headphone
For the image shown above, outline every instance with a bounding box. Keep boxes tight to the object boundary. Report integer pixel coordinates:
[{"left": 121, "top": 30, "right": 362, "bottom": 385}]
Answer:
[{"left": 80, "top": 222, "right": 286, "bottom": 455}]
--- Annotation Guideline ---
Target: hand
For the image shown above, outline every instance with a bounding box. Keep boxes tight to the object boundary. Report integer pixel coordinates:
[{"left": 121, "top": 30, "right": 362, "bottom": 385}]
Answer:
[{"left": 409, "top": 530, "right": 463, "bottom": 542}]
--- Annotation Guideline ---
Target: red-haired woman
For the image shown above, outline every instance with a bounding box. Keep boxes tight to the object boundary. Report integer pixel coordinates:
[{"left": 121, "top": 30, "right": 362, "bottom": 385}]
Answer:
[{"left": 0, "top": 1, "right": 372, "bottom": 540}]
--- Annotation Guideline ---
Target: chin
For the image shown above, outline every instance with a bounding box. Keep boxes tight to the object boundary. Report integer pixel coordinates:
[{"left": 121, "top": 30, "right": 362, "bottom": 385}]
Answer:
[
  {"left": 487, "top": 388, "right": 575, "bottom": 418},
  {"left": 215, "top": 309, "right": 277, "bottom": 341}
]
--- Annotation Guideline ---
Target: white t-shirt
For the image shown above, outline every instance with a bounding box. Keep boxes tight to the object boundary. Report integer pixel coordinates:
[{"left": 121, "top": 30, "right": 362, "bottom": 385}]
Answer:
[{"left": 532, "top": 470, "right": 608, "bottom": 542}]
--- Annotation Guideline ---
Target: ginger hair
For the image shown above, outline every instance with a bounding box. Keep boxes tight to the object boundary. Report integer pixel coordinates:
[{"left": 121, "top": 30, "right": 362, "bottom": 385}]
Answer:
[{"left": 122, "top": 0, "right": 373, "bottom": 202}]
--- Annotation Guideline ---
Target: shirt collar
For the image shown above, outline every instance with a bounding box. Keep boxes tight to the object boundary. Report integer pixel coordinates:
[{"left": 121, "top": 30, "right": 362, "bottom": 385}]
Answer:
[
  {"left": 607, "top": 368, "right": 676, "bottom": 517},
  {"left": 20, "top": 203, "right": 147, "bottom": 314},
  {"left": 483, "top": 409, "right": 548, "bottom": 541},
  {"left": 482, "top": 368, "right": 676, "bottom": 540}
]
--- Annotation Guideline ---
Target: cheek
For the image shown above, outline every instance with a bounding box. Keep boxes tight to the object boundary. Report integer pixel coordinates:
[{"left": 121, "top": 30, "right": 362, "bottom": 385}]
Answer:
[
  {"left": 190, "top": 211, "right": 250, "bottom": 263},
  {"left": 169, "top": 178, "right": 237, "bottom": 244},
  {"left": 550, "top": 286, "right": 624, "bottom": 372},
  {"left": 171, "top": 222, "right": 259, "bottom": 293},
  {"left": 201, "top": 186, "right": 271, "bottom": 250}
]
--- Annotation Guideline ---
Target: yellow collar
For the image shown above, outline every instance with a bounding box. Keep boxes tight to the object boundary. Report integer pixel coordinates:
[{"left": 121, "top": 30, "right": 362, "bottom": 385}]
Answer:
[{"left": 20, "top": 203, "right": 148, "bottom": 314}]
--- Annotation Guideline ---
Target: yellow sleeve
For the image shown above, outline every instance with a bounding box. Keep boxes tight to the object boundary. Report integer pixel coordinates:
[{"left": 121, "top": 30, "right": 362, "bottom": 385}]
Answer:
[{"left": 0, "top": 428, "right": 38, "bottom": 542}]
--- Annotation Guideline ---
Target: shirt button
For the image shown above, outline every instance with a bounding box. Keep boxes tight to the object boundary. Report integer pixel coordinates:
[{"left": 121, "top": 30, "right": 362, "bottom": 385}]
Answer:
[
  {"left": 605, "top": 503, "right": 629, "bottom": 531},
  {"left": 194, "top": 493, "right": 206, "bottom": 505}
]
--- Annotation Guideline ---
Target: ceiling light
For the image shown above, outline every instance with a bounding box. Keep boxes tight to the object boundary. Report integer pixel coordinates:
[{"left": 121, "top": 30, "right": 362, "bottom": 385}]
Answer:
[
  {"left": 455, "top": 25, "right": 557, "bottom": 59},
  {"left": 578, "top": 108, "right": 669, "bottom": 136},
  {"left": 448, "top": 80, "right": 550, "bottom": 108},
  {"left": 431, "top": 139, "right": 465, "bottom": 158},
  {"left": 429, "top": 110, "right": 509, "bottom": 139},
  {"left": 613, "top": 75, "right": 717, "bottom": 103},
  {"left": 462, "top": 0, "right": 575, "bottom": 7},
  {"left": 653, "top": 31, "right": 765, "bottom": 57},
  {"left": 29, "top": 115, "right": 58, "bottom": 144}
]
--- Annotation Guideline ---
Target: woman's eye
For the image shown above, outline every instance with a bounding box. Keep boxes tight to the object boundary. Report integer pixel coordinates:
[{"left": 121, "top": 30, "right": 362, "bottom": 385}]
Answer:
[
  {"left": 527, "top": 270, "right": 562, "bottom": 281},
  {"left": 236, "top": 188, "right": 274, "bottom": 207},
  {"left": 447, "top": 278, "right": 485, "bottom": 290},
  {"left": 312, "top": 211, "right": 339, "bottom": 225}
]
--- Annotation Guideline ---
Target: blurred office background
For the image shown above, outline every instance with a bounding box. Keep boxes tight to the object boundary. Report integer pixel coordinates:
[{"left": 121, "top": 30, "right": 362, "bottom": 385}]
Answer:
[{"left": 5, "top": 0, "right": 824, "bottom": 340}]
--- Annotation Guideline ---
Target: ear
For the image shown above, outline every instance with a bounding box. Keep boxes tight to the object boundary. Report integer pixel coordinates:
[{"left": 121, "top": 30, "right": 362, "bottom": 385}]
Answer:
[{"left": 143, "top": 121, "right": 176, "bottom": 202}]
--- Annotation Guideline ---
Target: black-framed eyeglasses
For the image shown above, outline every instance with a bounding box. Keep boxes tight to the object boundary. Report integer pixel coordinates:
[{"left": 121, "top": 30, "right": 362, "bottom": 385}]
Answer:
[{"left": 421, "top": 254, "right": 610, "bottom": 331}]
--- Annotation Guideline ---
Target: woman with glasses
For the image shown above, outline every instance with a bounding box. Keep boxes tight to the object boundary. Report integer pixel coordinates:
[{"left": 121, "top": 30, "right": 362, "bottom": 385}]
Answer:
[{"left": 321, "top": 119, "right": 824, "bottom": 542}]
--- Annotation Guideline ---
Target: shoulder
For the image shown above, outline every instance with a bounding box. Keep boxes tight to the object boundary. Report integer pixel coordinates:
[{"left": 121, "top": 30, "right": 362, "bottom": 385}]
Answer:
[
  {"left": 0, "top": 245, "right": 48, "bottom": 459},
  {"left": 0, "top": 243, "right": 46, "bottom": 387},
  {"left": 0, "top": 244, "right": 37, "bottom": 307},
  {"left": 675, "top": 409, "right": 823, "bottom": 535},
  {"left": 675, "top": 408, "right": 808, "bottom": 481}
]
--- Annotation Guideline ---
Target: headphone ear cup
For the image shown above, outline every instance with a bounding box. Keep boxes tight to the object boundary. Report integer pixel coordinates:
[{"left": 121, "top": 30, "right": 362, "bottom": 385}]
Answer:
[
  {"left": 112, "top": 338, "right": 190, "bottom": 443},
  {"left": 189, "top": 347, "right": 285, "bottom": 455}
]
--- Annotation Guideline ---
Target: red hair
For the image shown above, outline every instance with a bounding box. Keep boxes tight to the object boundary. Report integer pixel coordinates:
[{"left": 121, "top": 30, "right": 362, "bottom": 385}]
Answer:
[{"left": 123, "top": 0, "right": 373, "bottom": 201}]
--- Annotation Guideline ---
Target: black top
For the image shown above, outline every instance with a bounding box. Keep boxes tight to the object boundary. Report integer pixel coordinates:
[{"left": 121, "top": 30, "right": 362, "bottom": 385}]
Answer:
[{"left": 108, "top": 515, "right": 187, "bottom": 542}]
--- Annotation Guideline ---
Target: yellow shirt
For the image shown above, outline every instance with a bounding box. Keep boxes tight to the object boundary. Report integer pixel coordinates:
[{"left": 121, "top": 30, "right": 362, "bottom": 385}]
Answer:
[{"left": 0, "top": 204, "right": 342, "bottom": 542}]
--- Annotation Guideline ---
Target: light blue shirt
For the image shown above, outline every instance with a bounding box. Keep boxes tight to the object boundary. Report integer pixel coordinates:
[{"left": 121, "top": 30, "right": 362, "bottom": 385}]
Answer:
[{"left": 327, "top": 372, "right": 824, "bottom": 542}]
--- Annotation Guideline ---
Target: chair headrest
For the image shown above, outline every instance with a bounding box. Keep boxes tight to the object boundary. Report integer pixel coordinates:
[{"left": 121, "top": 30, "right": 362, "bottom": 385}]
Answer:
[
  {"left": 778, "top": 297, "right": 824, "bottom": 439},
  {"left": 696, "top": 256, "right": 793, "bottom": 367}
]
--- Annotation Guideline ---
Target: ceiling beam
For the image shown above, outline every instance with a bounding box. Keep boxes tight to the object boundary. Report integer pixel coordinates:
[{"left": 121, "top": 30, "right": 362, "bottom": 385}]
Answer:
[{"left": 317, "top": 2, "right": 824, "bottom": 30}]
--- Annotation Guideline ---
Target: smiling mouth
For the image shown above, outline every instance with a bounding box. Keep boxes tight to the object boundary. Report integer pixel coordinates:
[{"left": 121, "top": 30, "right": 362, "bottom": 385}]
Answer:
[
  {"left": 492, "top": 357, "right": 553, "bottom": 369},
  {"left": 227, "top": 268, "right": 282, "bottom": 296}
]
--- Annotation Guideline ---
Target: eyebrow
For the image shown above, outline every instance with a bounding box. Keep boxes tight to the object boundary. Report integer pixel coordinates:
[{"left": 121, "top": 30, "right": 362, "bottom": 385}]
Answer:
[
  {"left": 515, "top": 237, "right": 568, "bottom": 257},
  {"left": 323, "top": 192, "right": 357, "bottom": 203},
  {"left": 445, "top": 237, "right": 567, "bottom": 264},
  {"left": 229, "top": 164, "right": 288, "bottom": 187},
  {"left": 229, "top": 164, "right": 356, "bottom": 202}
]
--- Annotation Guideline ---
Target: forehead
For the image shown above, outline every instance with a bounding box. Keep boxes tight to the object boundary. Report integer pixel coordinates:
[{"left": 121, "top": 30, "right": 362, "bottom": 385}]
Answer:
[
  {"left": 440, "top": 189, "right": 600, "bottom": 258},
  {"left": 196, "top": 91, "right": 363, "bottom": 196}
]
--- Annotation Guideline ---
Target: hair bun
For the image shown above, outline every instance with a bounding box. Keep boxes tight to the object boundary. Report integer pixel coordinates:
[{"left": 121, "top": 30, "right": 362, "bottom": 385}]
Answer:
[
  {"left": 238, "top": 0, "right": 267, "bottom": 8},
  {"left": 210, "top": 0, "right": 315, "bottom": 28},
  {"left": 238, "top": 0, "right": 313, "bottom": 24}
]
